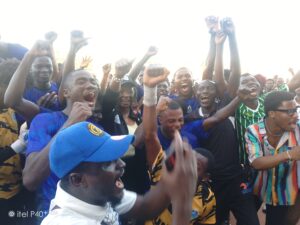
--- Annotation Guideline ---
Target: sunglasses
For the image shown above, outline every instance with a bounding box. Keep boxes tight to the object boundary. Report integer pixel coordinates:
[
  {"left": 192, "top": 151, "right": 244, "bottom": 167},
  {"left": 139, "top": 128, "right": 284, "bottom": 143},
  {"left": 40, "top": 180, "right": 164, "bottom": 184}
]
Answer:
[{"left": 275, "top": 107, "right": 299, "bottom": 116}]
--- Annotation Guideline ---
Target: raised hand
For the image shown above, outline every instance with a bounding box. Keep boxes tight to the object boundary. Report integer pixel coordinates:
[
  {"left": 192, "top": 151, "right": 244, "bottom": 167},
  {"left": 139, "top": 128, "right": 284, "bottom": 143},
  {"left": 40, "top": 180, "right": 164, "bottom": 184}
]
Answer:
[
  {"left": 143, "top": 64, "right": 170, "bottom": 88},
  {"left": 161, "top": 131, "right": 197, "bottom": 200},
  {"left": 220, "top": 17, "right": 235, "bottom": 35},
  {"left": 102, "top": 63, "right": 111, "bottom": 75},
  {"left": 70, "top": 30, "right": 89, "bottom": 53},
  {"left": 37, "top": 92, "right": 58, "bottom": 108},
  {"left": 28, "top": 40, "right": 51, "bottom": 57},
  {"left": 80, "top": 56, "right": 93, "bottom": 69},
  {"left": 156, "top": 96, "right": 172, "bottom": 115},
  {"left": 44, "top": 31, "right": 58, "bottom": 44},
  {"left": 289, "top": 146, "right": 300, "bottom": 161},
  {"left": 205, "top": 15, "right": 219, "bottom": 34},
  {"left": 237, "top": 85, "right": 256, "bottom": 102},
  {"left": 146, "top": 46, "right": 158, "bottom": 57},
  {"left": 215, "top": 30, "right": 227, "bottom": 45},
  {"left": 64, "top": 102, "right": 93, "bottom": 128},
  {"left": 114, "top": 58, "right": 134, "bottom": 78}
]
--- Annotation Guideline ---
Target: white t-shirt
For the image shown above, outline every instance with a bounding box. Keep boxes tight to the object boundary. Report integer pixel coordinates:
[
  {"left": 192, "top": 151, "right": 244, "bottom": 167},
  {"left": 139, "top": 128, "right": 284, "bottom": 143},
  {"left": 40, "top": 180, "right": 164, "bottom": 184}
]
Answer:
[{"left": 41, "top": 181, "right": 137, "bottom": 225}]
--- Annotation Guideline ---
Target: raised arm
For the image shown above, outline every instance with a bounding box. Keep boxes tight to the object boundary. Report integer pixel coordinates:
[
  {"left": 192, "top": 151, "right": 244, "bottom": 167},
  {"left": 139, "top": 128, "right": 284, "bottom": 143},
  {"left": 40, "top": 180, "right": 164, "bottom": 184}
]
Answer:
[
  {"left": 142, "top": 65, "right": 170, "bottom": 166},
  {"left": 101, "top": 60, "right": 131, "bottom": 126},
  {"left": 4, "top": 40, "right": 48, "bottom": 121},
  {"left": 214, "top": 30, "right": 227, "bottom": 96},
  {"left": 23, "top": 102, "right": 93, "bottom": 191},
  {"left": 125, "top": 131, "right": 197, "bottom": 222},
  {"left": 45, "top": 31, "right": 60, "bottom": 84},
  {"left": 288, "top": 70, "right": 300, "bottom": 91},
  {"left": 245, "top": 127, "right": 300, "bottom": 170},
  {"left": 202, "top": 16, "right": 219, "bottom": 80},
  {"left": 202, "top": 86, "right": 251, "bottom": 130},
  {"left": 58, "top": 31, "right": 88, "bottom": 102},
  {"left": 100, "top": 63, "right": 111, "bottom": 95},
  {"left": 222, "top": 18, "right": 241, "bottom": 97},
  {"left": 128, "top": 46, "right": 158, "bottom": 81}
]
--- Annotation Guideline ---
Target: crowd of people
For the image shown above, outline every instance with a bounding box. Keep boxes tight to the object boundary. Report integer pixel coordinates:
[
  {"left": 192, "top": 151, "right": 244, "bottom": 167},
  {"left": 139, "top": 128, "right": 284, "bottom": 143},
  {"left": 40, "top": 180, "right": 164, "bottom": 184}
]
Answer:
[{"left": 0, "top": 16, "right": 300, "bottom": 225}]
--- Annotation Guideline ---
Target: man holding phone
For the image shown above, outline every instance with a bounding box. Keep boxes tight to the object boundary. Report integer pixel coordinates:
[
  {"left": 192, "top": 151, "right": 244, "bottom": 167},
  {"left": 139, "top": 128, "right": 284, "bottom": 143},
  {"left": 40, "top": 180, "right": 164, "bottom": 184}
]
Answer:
[{"left": 142, "top": 65, "right": 216, "bottom": 225}]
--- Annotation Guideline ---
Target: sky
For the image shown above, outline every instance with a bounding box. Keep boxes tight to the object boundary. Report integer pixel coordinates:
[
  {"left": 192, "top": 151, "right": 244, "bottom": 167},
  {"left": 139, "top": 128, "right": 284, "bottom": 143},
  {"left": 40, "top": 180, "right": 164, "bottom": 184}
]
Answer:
[{"left": 1, "top": 0, "right": 300, "bottom": 80}]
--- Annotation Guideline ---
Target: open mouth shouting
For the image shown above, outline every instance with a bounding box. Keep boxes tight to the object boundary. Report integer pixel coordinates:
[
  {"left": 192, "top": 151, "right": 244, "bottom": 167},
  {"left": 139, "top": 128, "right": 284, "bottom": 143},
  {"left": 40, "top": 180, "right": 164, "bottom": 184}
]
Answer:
[{"left": 83, "top": 91, "right": 97, "bottom": 106}]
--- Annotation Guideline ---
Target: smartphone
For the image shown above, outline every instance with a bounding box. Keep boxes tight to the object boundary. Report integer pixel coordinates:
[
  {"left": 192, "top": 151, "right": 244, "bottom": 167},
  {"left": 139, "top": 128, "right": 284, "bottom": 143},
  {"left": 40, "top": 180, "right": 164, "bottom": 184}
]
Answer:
[
  {"left": 165, "top": 145, "right": 176, "bottom": 171},
  {"left": 147, "top": 64, "right": 164, "bottom": 77}
]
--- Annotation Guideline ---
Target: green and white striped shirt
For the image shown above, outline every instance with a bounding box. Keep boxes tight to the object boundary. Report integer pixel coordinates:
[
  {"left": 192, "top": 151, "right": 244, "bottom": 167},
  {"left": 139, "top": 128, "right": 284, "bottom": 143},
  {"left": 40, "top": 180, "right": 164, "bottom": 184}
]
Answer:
[{"left": 235, "top": 96, "right": 265, "bottom": 165}]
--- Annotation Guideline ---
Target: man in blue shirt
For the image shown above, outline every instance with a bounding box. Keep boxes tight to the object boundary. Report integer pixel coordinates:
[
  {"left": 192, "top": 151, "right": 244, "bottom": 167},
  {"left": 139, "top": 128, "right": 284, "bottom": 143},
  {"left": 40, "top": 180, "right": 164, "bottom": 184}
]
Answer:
[{"left": 23, "top": 69, "right": 101, "bottom": 221}]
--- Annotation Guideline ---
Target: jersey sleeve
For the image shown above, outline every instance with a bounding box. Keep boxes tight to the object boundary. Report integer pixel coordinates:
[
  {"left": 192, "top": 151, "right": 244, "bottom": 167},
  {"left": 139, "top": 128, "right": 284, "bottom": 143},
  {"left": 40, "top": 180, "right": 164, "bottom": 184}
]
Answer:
[{"left": 27, "top": 113, "right": 56, "bottom": 155}]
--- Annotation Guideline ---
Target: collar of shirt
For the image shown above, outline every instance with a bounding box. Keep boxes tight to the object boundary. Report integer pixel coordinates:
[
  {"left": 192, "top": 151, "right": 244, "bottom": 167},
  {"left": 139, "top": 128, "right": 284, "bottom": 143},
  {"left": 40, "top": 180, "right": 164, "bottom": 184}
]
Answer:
[
  {"left": 50, "top": 181, "right": 109, "bottom": 221},
  {"left": 260, "top": 120, "right": 297, "bottom": 150}
]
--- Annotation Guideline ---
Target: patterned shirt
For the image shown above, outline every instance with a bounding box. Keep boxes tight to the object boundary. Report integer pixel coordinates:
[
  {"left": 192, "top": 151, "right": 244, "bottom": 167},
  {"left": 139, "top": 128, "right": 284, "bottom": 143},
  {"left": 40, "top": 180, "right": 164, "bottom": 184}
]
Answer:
[
  {"left": 145, "top": 150, "right": 216, "bottom": 225},
  {"left": 245, "top": 120, "right": 300, "bottom": 206},
  {"left": 235, "top": 96, "right": 265, "bottom": 165},
  {"left": 0, "top": 108, "right": 22, "bottom": 199}
]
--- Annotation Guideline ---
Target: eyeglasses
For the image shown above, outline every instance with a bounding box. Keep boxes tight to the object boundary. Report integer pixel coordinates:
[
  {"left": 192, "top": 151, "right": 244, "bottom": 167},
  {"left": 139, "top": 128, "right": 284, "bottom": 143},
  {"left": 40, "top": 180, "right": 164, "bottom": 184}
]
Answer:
[{"left": 275, "top": 107, "right": 299, "bottom": 116}]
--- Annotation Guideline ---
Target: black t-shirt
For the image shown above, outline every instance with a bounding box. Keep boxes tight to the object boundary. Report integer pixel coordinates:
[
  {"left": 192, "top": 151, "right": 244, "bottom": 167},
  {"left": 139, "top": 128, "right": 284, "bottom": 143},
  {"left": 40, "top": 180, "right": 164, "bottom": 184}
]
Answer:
[
  {"left": 202, "top": 117, "right": 241, "bottom": 181},
  {"left": 200, "top": 95, "right": 241, "bottom": 181}
]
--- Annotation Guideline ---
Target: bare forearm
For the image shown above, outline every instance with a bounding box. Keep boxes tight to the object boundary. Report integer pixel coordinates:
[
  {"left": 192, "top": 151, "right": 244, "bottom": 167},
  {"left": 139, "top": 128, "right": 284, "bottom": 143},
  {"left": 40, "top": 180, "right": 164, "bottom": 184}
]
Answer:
[
  {"left": 288, "top": 71, "right": 300, "bottom": 91},
  {"left": 62, "top": 50, "right": 76, "bottom": 78},
  {"left": 251, "top": 152, "right": 288, "bottom": 170},
  {"left": 214, "top": 44, "right": 227, "bottom": 95},
  {"left": 228, "top": 34, "right": 241, "bottom": 97},
  {"left": 4, "top": 52, "right": 34, "bottom": 107},
  {"left": 203, "top": 96, "right": 239, "bottom": 130},
  {"left": 144, "top": 104, "right": 161, "bottom": 165},
  {"left": 127, "top": 182, "right": 170, "bottom": 220},
  {"left": 202, "top": 35, "right": 216, "bottom": 80},
  {"left": 100, "top": 73, "right": 110, "bottom": 93},
  {"left": 49, "top": 46, "right": 60, "bottom": 83},
  {"left": 172, "top": 198, "right": 192, "bottom": 225},
  {"left": 128, "top": 54, "right": 150, "bottom": 81},
  {"left": 23, "top": 145, "right": 51, "bottom": 191}
]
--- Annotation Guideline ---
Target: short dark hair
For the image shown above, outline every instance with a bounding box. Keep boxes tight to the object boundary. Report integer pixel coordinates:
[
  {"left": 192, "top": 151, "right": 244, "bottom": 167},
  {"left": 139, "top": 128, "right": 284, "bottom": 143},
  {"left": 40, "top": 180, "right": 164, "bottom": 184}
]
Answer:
[
  {"left": 194, "top": 148, "right": 215, "bottom": 173},
  {"left": 168, "top": 100, "right": 182, "bottom": 110},
  {"left": 264, "top": 91, "right": 295, "bottom": 116},
  {"left": 60, "top": 69, "right": 87, "bottom": 89},
  {"left": 0, "top": 59, "right": 20, "bottom": 86}
]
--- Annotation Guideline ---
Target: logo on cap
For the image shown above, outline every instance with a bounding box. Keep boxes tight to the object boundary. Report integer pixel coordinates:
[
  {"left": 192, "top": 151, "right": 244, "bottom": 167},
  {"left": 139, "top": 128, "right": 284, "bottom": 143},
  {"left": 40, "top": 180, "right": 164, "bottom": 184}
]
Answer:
[{"left": 87, "top": 123, "right": 103, "bottom": 136}]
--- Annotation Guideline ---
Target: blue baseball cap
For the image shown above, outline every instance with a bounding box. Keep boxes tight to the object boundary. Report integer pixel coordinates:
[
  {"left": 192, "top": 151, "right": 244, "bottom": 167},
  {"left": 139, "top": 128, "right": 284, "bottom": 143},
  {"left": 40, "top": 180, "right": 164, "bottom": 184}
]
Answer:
[{"left": 49, "top": 122, "right": 134, "bottom": 178}]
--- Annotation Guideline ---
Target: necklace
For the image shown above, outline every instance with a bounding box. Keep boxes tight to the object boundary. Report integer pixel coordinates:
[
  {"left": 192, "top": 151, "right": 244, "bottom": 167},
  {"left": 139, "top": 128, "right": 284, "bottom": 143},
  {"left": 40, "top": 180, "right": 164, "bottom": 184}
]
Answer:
[
  {"left": 199, "top": 107, "right": 210, "bottom": 118},
  {"left": 264, "top": 120, "right": 283, "bottom": 137}
]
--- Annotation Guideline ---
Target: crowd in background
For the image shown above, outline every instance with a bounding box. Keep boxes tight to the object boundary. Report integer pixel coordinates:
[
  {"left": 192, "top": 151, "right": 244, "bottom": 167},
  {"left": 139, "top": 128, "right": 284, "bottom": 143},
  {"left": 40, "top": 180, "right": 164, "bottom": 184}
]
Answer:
[{"left": 0, "top": 16, "right": 300, "bottom": 225}]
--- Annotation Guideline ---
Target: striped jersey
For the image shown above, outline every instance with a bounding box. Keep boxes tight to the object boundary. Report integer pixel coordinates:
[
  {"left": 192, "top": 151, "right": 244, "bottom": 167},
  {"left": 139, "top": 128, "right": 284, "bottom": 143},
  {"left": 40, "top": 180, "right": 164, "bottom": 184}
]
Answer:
[
  {"left": 145, "top": 149, "right": 216, "bottom": 225},
  {"left": 245, "top": 120, "right": 299, "bottom": 205},
  {"left": 235, "top": 96, "right": 265, "bottom": 165}
]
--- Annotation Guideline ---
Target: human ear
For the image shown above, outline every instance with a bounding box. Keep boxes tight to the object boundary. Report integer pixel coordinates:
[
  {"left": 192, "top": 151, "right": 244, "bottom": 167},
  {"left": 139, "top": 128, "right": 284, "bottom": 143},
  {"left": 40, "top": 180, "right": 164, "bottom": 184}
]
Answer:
[{"left": 69, "top": 173, "right": 83, "bottom": 187}]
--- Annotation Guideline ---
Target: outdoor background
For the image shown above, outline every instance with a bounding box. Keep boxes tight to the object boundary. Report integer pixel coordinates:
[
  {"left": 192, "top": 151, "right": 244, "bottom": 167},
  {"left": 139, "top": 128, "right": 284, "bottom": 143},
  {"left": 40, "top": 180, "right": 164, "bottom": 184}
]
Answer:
[{"left": 1, "top": 0, "right": 300, "bottom": 80}]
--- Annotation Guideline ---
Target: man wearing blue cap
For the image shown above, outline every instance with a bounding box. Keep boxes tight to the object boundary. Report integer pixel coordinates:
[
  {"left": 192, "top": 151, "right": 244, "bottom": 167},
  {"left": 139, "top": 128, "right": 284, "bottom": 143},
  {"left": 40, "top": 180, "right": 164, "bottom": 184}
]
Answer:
[{"left": 41, "top": 121, "right": 198, "bottom": 225}]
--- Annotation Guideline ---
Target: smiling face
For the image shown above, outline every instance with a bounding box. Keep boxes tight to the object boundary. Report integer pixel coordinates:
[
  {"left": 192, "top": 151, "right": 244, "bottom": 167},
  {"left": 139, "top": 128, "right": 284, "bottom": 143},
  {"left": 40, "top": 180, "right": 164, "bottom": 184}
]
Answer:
[
  {"left": 239, "top": 74, "right": 261, "bottom": 101},
  {"left": 119, "top": 86, "right": 134, "bottom": 109},
  {"left": 63, "top": 70, "right": 99, "bottom": 108},
  {"left": 157, "top": 81, "right": 170, "bottom": 99},
  {"left": 173, "top": 68, "right": 193, "bottom": 98},
  {"left": 31, "top": 56, "right": 53, "bottom": 89},
  {"left": 159, "top": 108, "right": 184, "bottom": 139},
  {"left": 196, "top": 80, "right": 217, "bottom": 108}
]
